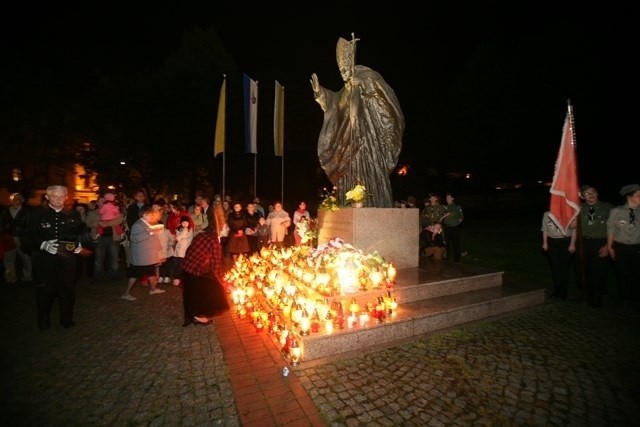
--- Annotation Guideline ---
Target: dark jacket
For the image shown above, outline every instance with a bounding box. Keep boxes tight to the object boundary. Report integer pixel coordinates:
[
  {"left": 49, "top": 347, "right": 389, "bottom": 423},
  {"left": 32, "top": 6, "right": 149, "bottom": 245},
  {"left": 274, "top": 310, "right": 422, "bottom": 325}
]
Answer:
[{"left": 0, "top": 205, "right": 30, "bottom": 237}]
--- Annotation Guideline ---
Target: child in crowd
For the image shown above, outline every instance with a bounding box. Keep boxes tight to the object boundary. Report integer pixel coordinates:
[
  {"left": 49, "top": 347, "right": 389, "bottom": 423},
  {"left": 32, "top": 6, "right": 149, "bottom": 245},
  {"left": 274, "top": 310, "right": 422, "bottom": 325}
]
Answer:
[
  {"left": 158, "top": 222, "right": 175, "bottom": 284},
  {"left": 192, "top": 205, "right": 208, "bottom": 235},
  {"left": 293, "top": 201, "right": 310, "bottom": 246},
  {"left": 256, "top": 217, "right": 270, "bottom": 251},
  {"left": 172, "top": 216, "right": 194, "bottom": 286},
  {"left": 96, "top": 193, "right": 125, "bottom": 239}
]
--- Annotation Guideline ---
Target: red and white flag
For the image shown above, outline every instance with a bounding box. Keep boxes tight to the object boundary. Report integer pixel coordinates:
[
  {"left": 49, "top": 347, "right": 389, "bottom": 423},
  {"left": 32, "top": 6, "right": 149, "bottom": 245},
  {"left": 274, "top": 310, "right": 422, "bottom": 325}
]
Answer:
[{"left": 549, "top": 102, "right": 581, "bottom": 233}]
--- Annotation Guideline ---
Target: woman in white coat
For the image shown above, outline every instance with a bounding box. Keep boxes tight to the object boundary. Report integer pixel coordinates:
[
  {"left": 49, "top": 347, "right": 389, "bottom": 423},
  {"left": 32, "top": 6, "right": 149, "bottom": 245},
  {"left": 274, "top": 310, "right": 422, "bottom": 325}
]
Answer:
[{"left": 266, "top": 201, "right": 291, "bottom": 248}]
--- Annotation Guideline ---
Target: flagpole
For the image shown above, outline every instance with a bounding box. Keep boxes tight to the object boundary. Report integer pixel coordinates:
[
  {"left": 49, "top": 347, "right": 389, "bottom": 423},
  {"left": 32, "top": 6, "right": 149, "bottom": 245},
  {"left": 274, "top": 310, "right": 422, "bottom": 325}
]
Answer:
[
  {"left": 244, "top": 74, "right": 259, "bottom": 198},
  {"left": 274, "top": 81, "right": 285, "bottom": 202},
  {"left": 222, "top": 75, "right": 226, "bottom": 200},
  {"left": 213, "top": 75, "right": 227, "bottom": 199},
  {"left": 281, "top": 85, "right": 285, "bottom": 203},
  {"left": 254, "top": 79, "right": 258, "bottom": 199},
  {"left": 567, "top": 99, "right": 586, "bottom": 304},
  {"left": 281, "top": 149, "right": 284, "bottom": 204}
]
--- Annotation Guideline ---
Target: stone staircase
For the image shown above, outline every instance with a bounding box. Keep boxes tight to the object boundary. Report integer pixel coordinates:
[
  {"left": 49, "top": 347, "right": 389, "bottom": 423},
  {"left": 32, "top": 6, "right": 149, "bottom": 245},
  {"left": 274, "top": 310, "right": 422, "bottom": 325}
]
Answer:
[{"left": 290, "top": 260, "right": 546, "bottom": 363}]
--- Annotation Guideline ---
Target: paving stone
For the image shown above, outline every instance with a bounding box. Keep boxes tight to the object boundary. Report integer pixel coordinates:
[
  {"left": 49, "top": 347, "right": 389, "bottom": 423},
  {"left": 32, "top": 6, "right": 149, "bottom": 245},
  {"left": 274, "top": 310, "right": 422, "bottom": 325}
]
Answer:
[{"left": 3, "top": 271, "right": 639, "bottom": 426}]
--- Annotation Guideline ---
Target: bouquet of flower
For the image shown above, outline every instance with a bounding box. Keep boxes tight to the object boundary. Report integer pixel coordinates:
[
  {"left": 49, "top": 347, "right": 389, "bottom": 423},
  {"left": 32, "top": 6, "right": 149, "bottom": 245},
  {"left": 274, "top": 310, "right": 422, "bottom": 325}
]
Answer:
[
  {"left": 303, "top": 217, "right": 318, "bottom": 245},
  {"left": 345, "top": 183, "right": 367, "bottom": 205},
  {"left": 318, "top": 186, "right": 340, "bottom": 211}
]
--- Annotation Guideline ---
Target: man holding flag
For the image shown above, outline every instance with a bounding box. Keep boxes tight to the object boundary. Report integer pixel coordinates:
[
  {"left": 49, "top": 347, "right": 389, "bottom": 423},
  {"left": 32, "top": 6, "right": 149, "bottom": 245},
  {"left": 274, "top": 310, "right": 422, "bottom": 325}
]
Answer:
[
  {"left": 548, "top": 102, "right": 581, "bottom": 233},
  {"left": 542, "top": 101, "right": 580, "bottom": 300}
]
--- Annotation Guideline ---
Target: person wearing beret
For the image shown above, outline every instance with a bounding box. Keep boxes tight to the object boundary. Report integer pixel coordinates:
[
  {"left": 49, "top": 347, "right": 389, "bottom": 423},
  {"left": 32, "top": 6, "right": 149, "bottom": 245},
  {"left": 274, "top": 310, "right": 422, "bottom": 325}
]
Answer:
[
  {"left": 606, "top": 184, "right": 640, "bottom": 306},
  {"left": 576, "top": 185, "right": 613, "bottom": 307}
]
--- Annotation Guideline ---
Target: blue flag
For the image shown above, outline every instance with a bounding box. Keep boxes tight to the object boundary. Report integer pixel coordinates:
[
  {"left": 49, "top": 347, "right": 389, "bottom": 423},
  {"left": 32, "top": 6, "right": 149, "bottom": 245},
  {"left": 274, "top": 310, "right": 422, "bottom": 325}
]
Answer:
[{"left": 244, "top": 74, "right": 258, "bottom": 154}]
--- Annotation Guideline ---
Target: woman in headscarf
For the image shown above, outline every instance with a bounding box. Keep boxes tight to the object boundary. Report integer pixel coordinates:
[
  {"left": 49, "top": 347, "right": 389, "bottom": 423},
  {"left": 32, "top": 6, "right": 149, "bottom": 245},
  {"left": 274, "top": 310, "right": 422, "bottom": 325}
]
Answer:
[{"left": 180, "top": 226, "right": 229, "bottom": 326}]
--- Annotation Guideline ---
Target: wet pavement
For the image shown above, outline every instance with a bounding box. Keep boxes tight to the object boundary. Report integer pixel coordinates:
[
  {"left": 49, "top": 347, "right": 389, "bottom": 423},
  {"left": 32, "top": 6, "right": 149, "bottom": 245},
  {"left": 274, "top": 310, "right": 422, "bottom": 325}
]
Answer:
[{"left": 1, "top": 272, "right": 639, "bottom": 426}]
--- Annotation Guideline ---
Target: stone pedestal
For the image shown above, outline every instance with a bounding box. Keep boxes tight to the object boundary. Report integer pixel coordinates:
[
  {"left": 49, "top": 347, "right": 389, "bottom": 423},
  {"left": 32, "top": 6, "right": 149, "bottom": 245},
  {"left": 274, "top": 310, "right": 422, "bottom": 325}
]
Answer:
[{"left": 317, "top": 208, "right": 419, "bottom": 269}]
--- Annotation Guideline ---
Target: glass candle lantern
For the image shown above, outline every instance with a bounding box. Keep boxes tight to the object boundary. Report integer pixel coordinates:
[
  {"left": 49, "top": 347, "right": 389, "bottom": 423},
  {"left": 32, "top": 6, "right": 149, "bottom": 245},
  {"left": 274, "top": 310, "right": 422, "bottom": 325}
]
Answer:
[
  {"left": 387, "top": 263, "right": 397, "bottom": 284},
  {"left": 289, "top": 338, "right": 301, "bottom": 366},
  {"left": 349, "top": 298, "right": 360, "bottom": 315},
  {"left": 324, "top": 312, "right": 334, "bottom": 334},
  {"left": 299, "top": 308, "right": 311, "bottom": 336},
  {"left": 311, "top": 308, "right": 321, "bottom": 333}
]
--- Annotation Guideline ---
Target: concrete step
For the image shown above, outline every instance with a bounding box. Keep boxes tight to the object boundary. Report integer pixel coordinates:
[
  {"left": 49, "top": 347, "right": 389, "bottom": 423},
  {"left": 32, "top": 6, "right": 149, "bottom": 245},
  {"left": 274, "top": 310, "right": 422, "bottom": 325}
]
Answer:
[
  {"left": 392, "top": 261, "right": 504, "bottom": 303},
  {"left": 287, "top": 261, "right": 545, "bottom": 362}
]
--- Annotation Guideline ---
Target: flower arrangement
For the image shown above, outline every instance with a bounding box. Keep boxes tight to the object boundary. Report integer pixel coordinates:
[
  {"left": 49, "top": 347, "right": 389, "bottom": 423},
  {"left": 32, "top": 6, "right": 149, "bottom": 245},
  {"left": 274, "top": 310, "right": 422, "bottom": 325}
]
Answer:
[
  {"left": 318, "top": 186, "right": 340, "bottom": 211},
  {"left": 302, "top": 217, "right": 318, "bottom": 246},
  {"left": 345, "top": 182, "right": 367, "bottom": 205}
]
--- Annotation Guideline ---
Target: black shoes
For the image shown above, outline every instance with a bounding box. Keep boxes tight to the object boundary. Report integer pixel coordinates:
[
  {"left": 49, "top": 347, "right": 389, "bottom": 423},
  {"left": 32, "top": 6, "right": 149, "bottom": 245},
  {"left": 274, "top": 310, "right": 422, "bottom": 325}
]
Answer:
[
  {"left": 549, "top": 291, "right": 567, "bottom": 300},
  {"left": 193, "top": 317, "right": 213, "bottom": 326},
  {"left": 183, "top": 317, "right": 213, "bottom": 327},
  {"left": 38, "top": 318, "right": 75, "bottom": 330},
  {"left": 38, "top": 318, "right": 51, "bottom": 331}
]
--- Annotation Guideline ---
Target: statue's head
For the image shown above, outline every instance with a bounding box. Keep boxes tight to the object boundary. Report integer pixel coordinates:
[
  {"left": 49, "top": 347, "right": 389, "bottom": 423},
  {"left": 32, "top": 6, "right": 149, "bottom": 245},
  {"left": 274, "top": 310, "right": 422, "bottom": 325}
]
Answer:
[{"left": 336, "top": 35, "right": 358, "bottom": 82}]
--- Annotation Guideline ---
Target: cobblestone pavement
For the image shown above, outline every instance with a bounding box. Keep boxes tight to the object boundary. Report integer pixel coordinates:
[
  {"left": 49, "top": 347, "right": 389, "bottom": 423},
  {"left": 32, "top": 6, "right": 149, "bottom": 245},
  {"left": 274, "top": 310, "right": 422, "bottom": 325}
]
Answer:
[
  {"left": 0, "top": 277, "right": 240, "bottom": 426},
  {"left": 1, "top": 274, "right": 639, "bottom": 426},
  {"left": 295, "top": 299, "right": 640, "bottom": 427}
]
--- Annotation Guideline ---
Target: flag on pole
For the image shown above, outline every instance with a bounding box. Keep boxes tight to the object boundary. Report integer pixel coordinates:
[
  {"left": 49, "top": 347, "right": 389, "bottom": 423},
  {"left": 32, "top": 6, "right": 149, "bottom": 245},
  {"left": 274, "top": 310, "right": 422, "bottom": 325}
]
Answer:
[
  {"left": 244, "top": 74, "right": 258, "bottom": 154},
  {"left": 274, "top": 80, "right": 284, "bottom": 156},
  {"left": 549, "top": 102, "right": 580, "bottom": 233},
  {"left": 213, "top": 76, "right": 226, "bottom": 157}
]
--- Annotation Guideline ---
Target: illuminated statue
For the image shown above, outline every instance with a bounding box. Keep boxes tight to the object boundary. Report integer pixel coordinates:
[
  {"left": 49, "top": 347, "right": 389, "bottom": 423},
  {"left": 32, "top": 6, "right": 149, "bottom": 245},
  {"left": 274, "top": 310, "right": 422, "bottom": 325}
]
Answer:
[{"left": 310, "top": 34, "right": 404, "bottom": 208}]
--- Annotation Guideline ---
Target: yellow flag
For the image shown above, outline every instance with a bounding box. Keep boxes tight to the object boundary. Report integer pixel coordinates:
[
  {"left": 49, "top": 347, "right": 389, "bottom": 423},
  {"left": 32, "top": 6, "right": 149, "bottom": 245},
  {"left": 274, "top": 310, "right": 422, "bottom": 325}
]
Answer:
[
  {"left": 214, "top": 77, "right": 226, "bottom": 157},
  {"left": 274, "top": 80, "right": 284, "bottom": 156}
]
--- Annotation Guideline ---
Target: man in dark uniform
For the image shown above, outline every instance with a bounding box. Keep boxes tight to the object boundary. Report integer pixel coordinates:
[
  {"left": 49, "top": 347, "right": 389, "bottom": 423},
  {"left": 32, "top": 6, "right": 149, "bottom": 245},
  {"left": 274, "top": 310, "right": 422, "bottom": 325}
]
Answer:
[
  {"left": 22, "top": 185, "right": 88, "bottom": 330},
  {"left": 607, "top": 183, "right": 640, "bottom": 306},
  {"left": 576, "top": 185, "right": 613, "bottom": 307}
]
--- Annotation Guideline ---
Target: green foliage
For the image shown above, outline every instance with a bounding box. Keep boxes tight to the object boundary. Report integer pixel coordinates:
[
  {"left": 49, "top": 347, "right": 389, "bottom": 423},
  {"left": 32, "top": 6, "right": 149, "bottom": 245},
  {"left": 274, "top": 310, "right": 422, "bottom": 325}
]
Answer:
[{"left": 318, "top": 186, "right": 340, "bottom": 212}]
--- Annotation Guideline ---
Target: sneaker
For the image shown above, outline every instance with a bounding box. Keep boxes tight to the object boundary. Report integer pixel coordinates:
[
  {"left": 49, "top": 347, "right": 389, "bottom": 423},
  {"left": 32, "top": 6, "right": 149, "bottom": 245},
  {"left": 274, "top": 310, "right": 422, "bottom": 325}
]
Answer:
[
  {"left": 149, "top": 288, "right": 166, "bottom": 295},
  {"left": 173, "top": 279, "right": 180, "bottom": 286},
  {"left": 121, "top": 294, "right": 136, "bottom": 301}
]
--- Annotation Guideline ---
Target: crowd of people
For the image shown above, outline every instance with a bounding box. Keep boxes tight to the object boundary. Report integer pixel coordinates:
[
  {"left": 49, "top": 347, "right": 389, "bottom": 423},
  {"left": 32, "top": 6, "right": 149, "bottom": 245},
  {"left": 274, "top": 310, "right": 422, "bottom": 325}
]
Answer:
[
  {"left": 1, "top": 183, "right": 638, "bottom": 330},
  {"left": 0, "top": 187, "right": 315, "bottom": 330}
]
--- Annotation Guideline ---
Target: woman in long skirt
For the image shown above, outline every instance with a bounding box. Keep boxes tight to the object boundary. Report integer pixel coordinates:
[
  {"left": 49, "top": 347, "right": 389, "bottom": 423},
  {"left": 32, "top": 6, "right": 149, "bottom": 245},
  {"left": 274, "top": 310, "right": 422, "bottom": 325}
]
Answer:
[{"left": 180, "top": 227, "right": 229, "bottom": 326}]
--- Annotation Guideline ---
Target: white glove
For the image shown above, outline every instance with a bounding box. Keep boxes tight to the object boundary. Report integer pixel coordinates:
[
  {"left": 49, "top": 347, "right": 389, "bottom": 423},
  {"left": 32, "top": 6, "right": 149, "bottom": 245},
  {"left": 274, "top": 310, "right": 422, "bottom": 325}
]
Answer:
[
  {"left": 73, "top": 242, "right": 83, "bottom": 254},
  {"left": 40, "top": 239, "right": 59, "bottom": 254}
]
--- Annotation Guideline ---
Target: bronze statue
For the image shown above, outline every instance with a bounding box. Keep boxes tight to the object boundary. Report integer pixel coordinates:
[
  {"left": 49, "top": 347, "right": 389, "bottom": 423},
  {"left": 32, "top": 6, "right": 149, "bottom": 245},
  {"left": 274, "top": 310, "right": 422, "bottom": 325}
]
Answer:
[{"left": 310, "top": 34, "right": 404, "bottom": 208}]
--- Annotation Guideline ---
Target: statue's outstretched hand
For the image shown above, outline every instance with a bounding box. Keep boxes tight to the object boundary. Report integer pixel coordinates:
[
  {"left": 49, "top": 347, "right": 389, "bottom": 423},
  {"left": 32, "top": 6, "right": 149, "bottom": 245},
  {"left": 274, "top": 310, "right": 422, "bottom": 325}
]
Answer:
[{"left": 310, "top": 73, "right": 319, "bottom": 93}]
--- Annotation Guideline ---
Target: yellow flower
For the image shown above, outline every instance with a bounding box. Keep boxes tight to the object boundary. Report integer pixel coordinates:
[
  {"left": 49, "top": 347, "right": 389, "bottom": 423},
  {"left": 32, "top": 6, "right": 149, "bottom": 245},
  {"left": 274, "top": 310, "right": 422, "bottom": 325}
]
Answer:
[{"left": 345, "top": 184, "right": 367, "bottom": 204}]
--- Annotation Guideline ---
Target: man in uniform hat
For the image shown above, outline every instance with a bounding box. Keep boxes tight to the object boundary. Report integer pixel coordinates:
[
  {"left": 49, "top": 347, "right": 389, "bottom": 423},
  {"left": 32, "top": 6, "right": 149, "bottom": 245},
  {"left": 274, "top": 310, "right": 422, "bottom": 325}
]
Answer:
[{"left": 606, "top": 184, "right": 640, "bottom": 306}]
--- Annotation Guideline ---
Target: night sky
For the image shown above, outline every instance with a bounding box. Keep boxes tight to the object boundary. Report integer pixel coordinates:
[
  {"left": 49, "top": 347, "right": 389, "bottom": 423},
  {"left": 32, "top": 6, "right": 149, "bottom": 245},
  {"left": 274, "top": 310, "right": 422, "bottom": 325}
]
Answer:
[{"left": 2, "top": 4, "right": 635, "bottom": 203}]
